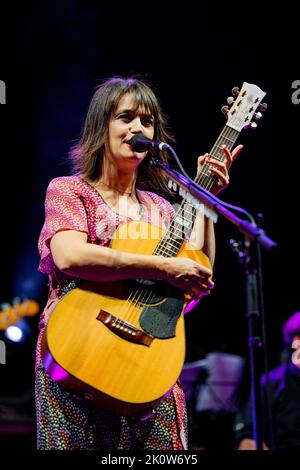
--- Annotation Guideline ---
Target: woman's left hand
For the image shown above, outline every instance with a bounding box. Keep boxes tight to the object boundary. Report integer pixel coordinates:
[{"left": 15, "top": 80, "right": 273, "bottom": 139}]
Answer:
[{"left": 197, "top": 145, "right": 243, "bottom": 195}]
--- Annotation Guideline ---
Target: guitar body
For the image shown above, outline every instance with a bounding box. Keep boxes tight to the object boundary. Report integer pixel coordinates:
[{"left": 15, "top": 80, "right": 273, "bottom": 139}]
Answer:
[{"left": 42, "top": 220, "right": 211, "bottom": 417}]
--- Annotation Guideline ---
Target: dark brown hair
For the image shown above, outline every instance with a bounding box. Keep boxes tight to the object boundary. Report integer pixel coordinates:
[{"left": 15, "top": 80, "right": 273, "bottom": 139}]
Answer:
[{"left": 69, "top": 76, "right": 175, "bottom": 194}]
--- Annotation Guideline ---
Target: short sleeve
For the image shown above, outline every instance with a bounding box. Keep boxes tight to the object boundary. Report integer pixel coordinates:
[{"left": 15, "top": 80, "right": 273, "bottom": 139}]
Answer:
[
  {"left": 38, "top": 177, "right": 88, "bottom": 275},
  {"left": 161, "top": 197, "right": 176, "bottom": 224},
  {"left": 144, "top": 191, "right": 175, "bottom": 229}
]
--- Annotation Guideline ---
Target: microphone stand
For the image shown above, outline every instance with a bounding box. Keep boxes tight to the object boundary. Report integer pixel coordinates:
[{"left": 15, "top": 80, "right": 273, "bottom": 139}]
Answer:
[{"left": 149, "top": 156, "right": 277, "bottom": 451}]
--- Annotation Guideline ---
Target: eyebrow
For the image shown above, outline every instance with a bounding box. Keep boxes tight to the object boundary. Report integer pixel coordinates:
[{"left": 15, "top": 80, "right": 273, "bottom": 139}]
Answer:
[{"left": 116, "top": 108, "right": 154, "bottom": 118}]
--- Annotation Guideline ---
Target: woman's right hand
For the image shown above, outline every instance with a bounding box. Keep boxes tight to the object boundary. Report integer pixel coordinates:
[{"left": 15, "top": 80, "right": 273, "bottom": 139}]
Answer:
[{"left": 161, "top": 257, "right": 214, "bottom": 298}]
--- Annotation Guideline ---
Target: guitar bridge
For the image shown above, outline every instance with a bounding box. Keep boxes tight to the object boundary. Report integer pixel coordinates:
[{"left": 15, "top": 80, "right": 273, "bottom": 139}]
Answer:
[{"left": 97, "top": 310, "right": 153, "bottom": 346}]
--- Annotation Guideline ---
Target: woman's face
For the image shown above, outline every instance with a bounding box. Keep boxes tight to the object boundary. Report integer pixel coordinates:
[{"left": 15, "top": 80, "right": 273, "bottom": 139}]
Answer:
[{"left": 105, "top": 93, "right": 155, "bottom": 171}]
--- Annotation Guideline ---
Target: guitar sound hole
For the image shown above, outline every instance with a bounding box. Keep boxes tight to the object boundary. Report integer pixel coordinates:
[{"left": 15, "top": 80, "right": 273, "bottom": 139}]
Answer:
[{"left": 133, "top": 279, "right": 168, "bottom": 305}]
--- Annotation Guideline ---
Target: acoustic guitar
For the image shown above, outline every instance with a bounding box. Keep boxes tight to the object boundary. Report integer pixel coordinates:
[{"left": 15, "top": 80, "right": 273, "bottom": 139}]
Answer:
[{"left": 42, "top": 83, "right": 266, "bottom": 416}]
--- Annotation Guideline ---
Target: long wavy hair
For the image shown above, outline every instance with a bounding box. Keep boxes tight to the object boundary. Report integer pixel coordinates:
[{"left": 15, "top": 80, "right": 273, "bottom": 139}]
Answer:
[{"left": 69, "top": 76, "right": 175, "bottom": 194}]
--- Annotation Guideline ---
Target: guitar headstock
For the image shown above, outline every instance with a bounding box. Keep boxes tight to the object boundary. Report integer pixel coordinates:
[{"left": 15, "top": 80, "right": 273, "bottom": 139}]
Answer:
[
  {"left": 0, "top": 299, "right": 40, "bottom": 330},
  {"left": 221, "top": 82, "right": 267, "bottom": 132}
]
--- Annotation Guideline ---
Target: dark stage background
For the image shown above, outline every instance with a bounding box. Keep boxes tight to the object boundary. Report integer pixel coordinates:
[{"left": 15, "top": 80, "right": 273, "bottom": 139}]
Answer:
[{"left": 0, "top": 1, "right": 299, "bottom": 451}]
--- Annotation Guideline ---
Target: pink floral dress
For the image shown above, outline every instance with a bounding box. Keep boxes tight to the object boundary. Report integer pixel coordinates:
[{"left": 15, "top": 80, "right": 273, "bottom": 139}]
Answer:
[{"left": 35, "top": 176, "right": 188, "bottom": 450}]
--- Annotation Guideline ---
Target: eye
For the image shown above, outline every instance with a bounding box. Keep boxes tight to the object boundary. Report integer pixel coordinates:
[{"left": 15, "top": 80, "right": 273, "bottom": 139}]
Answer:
[
  {"left": 141, "top": 116, "right": 154, "bottom": 127},
  {"left": 118, "top": 113, "right": 131, "bottom": 122}
]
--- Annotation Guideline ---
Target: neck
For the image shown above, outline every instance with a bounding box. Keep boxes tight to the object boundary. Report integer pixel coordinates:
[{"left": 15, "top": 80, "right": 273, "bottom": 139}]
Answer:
[
  {"left": 96, "top": 173, "right": 137, "bottom": 196},
  {"left": 97, "top": 182, "right": 134, "bottom": 196},
  {"left": 98, "top": 157, "right": 138, "bottom": 195}
]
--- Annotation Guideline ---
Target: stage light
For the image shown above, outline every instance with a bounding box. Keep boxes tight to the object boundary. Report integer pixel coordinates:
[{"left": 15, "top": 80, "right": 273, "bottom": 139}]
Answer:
[
  {"left": 4, "top": 318, "right": 31, "bottom": 343},
  {"left": 5, "top": 325, "right": 24, "bottom": 342}
]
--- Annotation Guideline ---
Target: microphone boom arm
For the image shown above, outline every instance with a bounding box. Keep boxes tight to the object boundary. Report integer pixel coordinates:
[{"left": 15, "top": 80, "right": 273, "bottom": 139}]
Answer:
[{"left": 149, "top": 156, "right": 277, "bottom": 252}]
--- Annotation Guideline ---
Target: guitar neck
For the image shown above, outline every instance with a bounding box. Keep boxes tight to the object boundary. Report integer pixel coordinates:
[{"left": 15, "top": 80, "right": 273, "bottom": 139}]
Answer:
[
  {"left": 154, "top": 81, "right": 266, "bottom": 258},
  {"left": 154, "top": 124, "right": 240, "bottom": 258},
  {"left": 195, "top": 124, "right": 240, "bottom": 192}
]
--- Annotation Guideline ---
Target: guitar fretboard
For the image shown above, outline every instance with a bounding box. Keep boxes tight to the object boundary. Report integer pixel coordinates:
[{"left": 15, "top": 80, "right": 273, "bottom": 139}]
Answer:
[{"left": 154, "top": 125, "right": 240, "bottom": 258}]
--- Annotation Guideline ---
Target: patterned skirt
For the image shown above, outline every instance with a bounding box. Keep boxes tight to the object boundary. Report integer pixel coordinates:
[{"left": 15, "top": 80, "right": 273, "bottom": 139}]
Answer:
[{"left": 35, "top": 356, "right": 188, "bottom": 450}]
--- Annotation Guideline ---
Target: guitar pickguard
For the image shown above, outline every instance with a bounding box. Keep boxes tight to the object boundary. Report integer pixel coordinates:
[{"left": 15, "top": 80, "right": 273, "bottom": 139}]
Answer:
[{"left": 136, "top": 280, "right": 185, "bottom": 339}]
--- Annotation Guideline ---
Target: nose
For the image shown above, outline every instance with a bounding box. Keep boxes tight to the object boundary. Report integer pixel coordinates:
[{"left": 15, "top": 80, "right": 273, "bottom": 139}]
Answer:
[{"left": 129, "top": 117, "right": 143, "bottom": 134}]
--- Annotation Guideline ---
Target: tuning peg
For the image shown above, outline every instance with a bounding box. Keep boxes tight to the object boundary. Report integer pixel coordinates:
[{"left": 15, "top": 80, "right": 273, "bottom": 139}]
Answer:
[
  {"left": 221, "top": 105, "right": 229, "bottom": 115},
  {"left": 243, "top": 121, "right": 258, "bottom": 130},
  {"left": 259, "top": 102, "right": 268, "bottom": 112},
  {"left": 254, "top": 111, "right": 262, "bottom": 120},
  {"left": 227, "top": 96, "right": 234, "bottom": 105},
  {"left": 232, "top": 87, "right": 239, "bottom": 96}
]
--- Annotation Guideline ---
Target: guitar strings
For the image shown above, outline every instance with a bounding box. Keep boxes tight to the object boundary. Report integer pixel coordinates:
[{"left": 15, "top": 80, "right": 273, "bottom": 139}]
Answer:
[
  {"left": 121, "top": 198, "right": 199, "bottom": 326},
  {"left": 118, "top": 126, "right": 239, "bottom": 327},
  {"left": 114, "top": 185, "right": 200, "bottom": 326},
  {"left": 115, "top": 198, "right": 196, "bottom": 327}
]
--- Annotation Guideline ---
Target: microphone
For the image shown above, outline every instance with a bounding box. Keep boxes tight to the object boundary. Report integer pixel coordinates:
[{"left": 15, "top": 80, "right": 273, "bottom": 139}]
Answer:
[{"left": 128, "top": 134, "right": 170, "bottom": 152}]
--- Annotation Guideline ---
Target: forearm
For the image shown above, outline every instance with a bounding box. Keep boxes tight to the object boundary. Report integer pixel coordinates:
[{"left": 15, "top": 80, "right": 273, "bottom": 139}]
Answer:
[
  {"left": 50, "top": 230, "right": 214, "bottom": 293},
  {"left": 202, "top": 217, "right": 215, "bottom": 265},
  {"left": 58, "top": 242, "right": 165, "bottom": 282},
  {"left": 189, "top": 214, "right": 215, "bottom": 265}
]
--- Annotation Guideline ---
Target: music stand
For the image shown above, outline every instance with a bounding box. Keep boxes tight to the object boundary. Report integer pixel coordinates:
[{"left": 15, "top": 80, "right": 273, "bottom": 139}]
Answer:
[{"left": 195, "top": 352, "right": 245, "bottom": 413}]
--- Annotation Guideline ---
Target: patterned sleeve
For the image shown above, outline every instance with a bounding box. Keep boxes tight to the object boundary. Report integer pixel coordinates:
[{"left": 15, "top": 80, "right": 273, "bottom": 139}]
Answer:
[
  {"left": 38, "top": 177, "right": 88, "bottom": 275},
  {"left": 160, "top": 195, "right": 176, "bottom": 224},
  {"left": 145, "top": 191, "right": 176, "bottom": 229}
]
